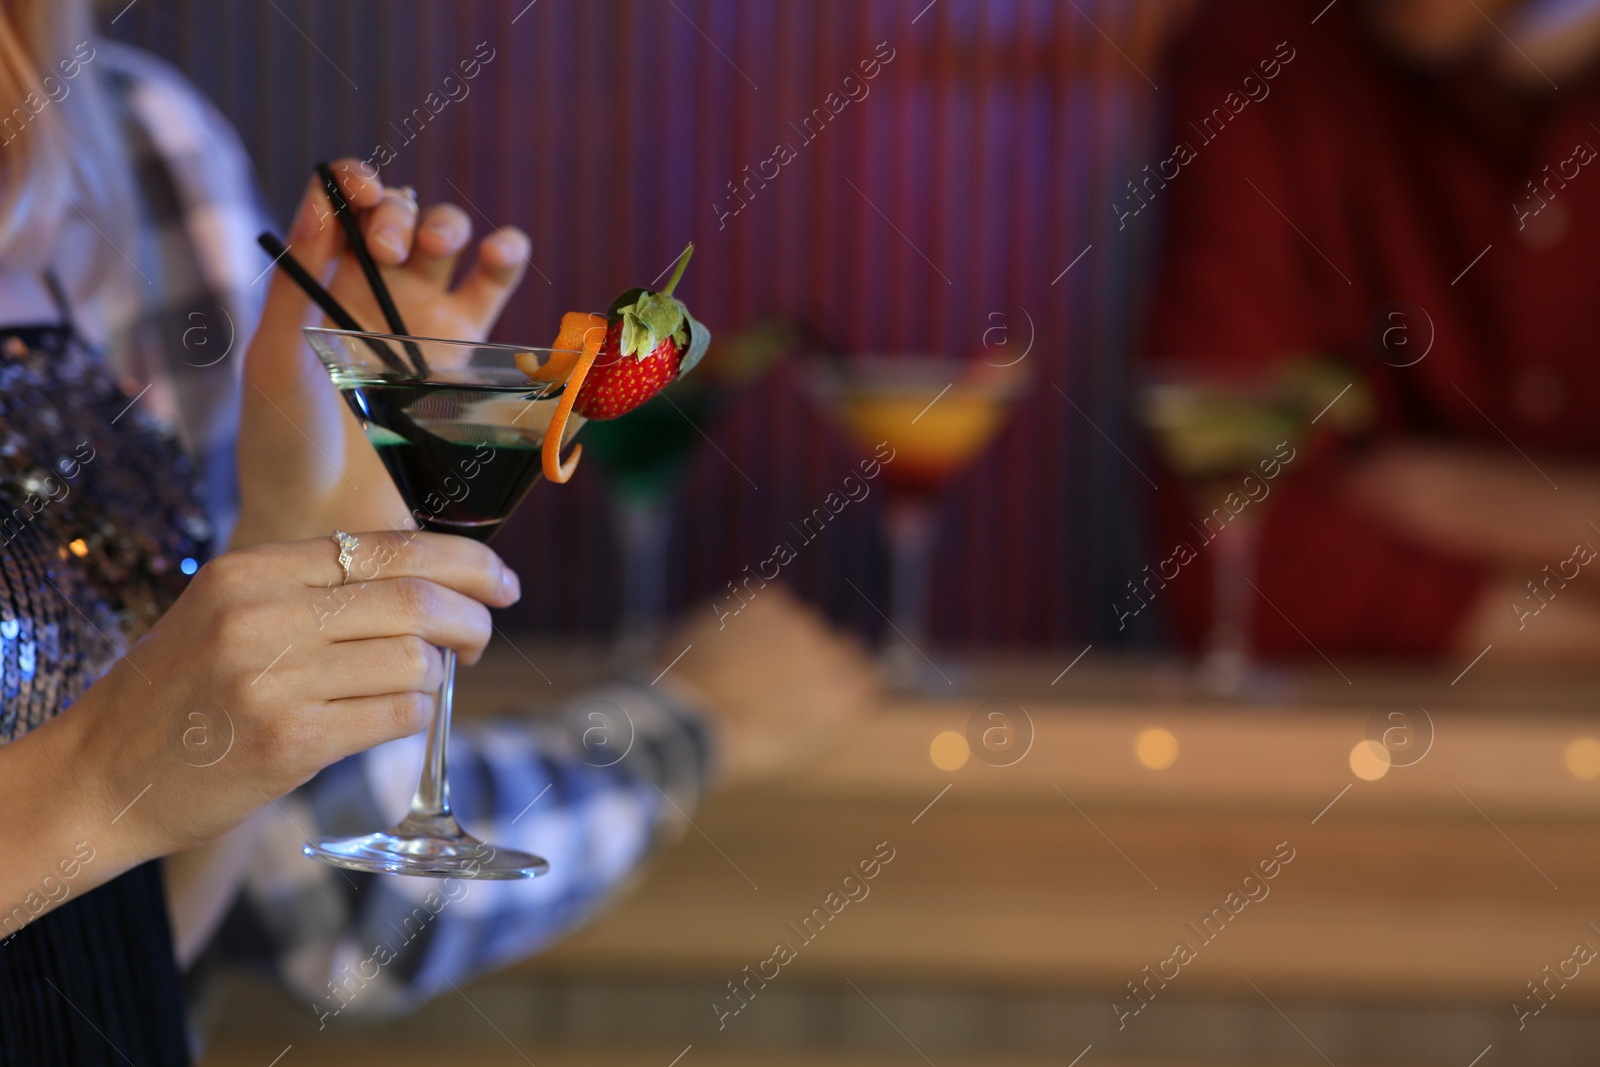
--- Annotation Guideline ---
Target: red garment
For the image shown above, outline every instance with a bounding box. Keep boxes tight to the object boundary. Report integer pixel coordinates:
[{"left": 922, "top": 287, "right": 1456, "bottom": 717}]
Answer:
[{"left": 1145, "top": 0, "right": 1600, "bottom": 658}]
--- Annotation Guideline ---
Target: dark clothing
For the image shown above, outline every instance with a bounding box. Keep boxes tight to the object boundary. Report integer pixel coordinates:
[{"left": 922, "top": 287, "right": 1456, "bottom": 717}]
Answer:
[{"left": 2, "top": 863, "right": 191, "bottom": 1066}]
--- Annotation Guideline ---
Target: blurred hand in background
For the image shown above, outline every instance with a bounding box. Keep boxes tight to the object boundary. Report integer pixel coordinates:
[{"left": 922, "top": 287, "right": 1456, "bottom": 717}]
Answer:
[
  {"left": 662, "top": 583, "right": 880, "bottom": 786},
  {"left": 1348, "top": 445, "right": 1600, "bottom": 659}
]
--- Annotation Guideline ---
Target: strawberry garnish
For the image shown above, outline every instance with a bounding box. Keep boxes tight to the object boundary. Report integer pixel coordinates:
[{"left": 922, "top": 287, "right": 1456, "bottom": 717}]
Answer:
[
  {"left": 523, "top": 243, "right": 710, "bottom": 484},
  {"left": 569, "top": 321, "right": 678, "bottom": 419},
  {"left": 572, "top": 243, "right": 710, "bottom": 420}
]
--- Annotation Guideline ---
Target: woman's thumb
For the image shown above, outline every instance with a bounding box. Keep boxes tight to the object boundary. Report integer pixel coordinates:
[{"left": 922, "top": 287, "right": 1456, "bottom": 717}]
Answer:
[{"left": 247, "top": 176, "right": 347, "bottom": 392}]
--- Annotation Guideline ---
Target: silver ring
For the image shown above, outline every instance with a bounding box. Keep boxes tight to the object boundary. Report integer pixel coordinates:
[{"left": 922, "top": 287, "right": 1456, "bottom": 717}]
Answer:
[
  {"left": 393, "top": 185, "right": 419, "bottom": 210},
  {"left": 332, "top": 530, "right": 359, "bottom": 584}
]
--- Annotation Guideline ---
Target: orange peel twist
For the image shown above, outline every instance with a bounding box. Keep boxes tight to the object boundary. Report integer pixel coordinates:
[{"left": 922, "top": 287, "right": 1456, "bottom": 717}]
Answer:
[{"left": 539, "top": 312, "right": 607, "bottom": 483}]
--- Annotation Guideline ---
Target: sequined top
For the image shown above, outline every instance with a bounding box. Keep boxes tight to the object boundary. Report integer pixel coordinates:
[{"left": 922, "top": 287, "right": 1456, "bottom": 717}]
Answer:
[
  {"left": 0, "top": 322, "right": 209, "bottom": 742},
  {"left": 0, "top": 317, "right": 206, "bottom": 1066}
]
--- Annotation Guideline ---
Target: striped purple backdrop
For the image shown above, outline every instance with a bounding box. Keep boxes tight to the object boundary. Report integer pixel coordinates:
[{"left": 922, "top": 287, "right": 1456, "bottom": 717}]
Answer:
[{"left": 111, "top": 0, "right": 1170, "bottom": 649}]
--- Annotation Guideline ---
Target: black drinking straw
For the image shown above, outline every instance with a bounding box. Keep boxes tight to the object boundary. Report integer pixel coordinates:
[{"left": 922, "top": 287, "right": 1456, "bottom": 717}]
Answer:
[
  {"left": 314, "top": 161, "right": 430, "bottom": 377},
  {"left": 255, "top": 231, "right": 411, "bottom": 376}
]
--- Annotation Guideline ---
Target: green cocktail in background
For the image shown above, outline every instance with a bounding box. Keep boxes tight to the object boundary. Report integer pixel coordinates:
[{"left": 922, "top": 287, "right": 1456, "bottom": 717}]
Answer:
[
  {"left": 582, "top": 320, "right": 788, "bottom": 663},
  {"left": 1137, "top": 358, "right": 1370, "bottom": 697}
]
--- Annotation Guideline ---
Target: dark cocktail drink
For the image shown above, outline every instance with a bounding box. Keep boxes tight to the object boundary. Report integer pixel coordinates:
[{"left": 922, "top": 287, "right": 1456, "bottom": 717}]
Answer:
[{"left": 336, "top": 378, "right": 573, "bottom": 540}]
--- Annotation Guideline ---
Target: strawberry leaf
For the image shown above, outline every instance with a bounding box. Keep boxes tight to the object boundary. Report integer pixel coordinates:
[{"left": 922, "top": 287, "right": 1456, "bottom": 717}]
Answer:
[
  {"left": 677, "top": 308, "right": 711, "bottom": 379},
  {"left": 619, "top": 309, "right": 646, "bottom": 361},
  {"left": 605, "top": 245, "right": 706, "bottom": 368},
  {"left": 609, "top": 286, "right": 693, "bottom": 360},
  {"left": 635, "top": 292, "right": 686, "bottom": 343}
]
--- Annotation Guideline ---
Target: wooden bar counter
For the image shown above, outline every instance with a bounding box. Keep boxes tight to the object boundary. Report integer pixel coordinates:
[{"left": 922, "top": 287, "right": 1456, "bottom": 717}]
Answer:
[{"left": 202, "top": 642, "right": 1600, "bottom": 1066}]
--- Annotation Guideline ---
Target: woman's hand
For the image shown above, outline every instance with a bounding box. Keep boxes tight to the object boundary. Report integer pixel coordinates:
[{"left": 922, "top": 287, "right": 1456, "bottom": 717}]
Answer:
[
  {"left": 235, "top": 158, "right": 532, "bottom": 547},
  {"left": 57, "top": 531, "right": 518, "bottom": 869}
]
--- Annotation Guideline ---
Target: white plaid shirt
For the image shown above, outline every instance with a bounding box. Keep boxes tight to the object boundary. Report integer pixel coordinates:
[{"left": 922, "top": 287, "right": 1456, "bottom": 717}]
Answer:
[{"left": 101, "top": 43, "right": 714, "bottom": 1022}]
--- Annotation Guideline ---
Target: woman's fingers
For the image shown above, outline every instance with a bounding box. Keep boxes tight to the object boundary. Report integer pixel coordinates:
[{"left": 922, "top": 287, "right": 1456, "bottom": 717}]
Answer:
[
  {"left": 255, "top": 160, "right": 388, "bottom": 353},
  {"left": 452, "top": 226, "right": 531, "bottom": 325},
  {"left": 301, "top": 530, "right": 519, "bottom": 605},
  {"left": 261, "top": 161, "right": 530, "bottom": 362},
  {"left": 297, "top": 636, "right": 446, "bottom": 701},
  {"left": 247, "top": 174, "right": 356, "bottom": 395},
  {"left": 237, "top": 533, "right": 518, "bottom": 654},
  {"left": 361, "top": 188, "right": 422, "bottom": 265},
  {"left": 407, "top": 203, "right": 473, "bottom": 285},
  {"left": 328, "top": 156, "right": 385, "bottom": 211},
  {"left": 318, "top": 577, "right": 495, "bottom": 663},
  {"left": 261, "top": 530, "right": 518, "bottom": 665},
  {"left": 323, "top": 691, "right": 436, "bottom": 754}
]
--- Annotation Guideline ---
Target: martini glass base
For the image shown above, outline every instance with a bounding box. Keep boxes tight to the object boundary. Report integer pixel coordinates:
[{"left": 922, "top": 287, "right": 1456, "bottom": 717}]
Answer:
[
  {"left": 304, "top": 813, "right": 549, "bottom": 880},
  {"left": 881, "top": 641, "right": 967, "bottom": 695}
]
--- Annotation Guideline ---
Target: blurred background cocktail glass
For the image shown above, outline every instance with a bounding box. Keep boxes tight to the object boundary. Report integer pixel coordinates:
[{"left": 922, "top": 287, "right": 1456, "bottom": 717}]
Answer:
[
  {"left": 1138, "top": 359, "right": 1369, "bottom": 698},
  {"left": 582, "top": 321, "right": 789, "bottom": 667},
  {"left": 810, "top": 355, "right": 1026, "bottom": 691}
]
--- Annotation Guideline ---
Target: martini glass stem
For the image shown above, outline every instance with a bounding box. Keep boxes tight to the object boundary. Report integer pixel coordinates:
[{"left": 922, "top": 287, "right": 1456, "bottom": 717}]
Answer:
[
  {"left": 1199, "top": 516, "right": 1259, "bottom": 697},
  {"left": 403, "top": 648, "right": 457, "bottom": 828},
  {"left": 616, "top": 497, "right": 670, "bottom": 654},
  {"left": 887, "top": 500, "right": 935, "bottom": 643},
  {"left": 883, "top": 498, "right": 938, "bottom": 687}
]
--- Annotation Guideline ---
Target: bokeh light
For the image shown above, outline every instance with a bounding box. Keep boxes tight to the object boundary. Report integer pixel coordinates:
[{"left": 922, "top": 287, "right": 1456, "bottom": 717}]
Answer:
[
  {"left": 1350, "top": 739, "right": 1391, "bottom": 781},
  {"left": 1136, "top": 728, "right": 1179, "bottom": 770},
  {"left": 930, "top": 730, "right": 971, "bottom": 772},
  {"left": 1564, "top": 738, "right": 1600, "bottom": 780}
]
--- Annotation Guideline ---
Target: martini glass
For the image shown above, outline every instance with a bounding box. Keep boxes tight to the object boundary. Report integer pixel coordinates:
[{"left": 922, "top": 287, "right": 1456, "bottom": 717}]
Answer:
[
  {"left": 1138, "top": 371, "right": 1290, "bottom": 697},
  {"left": 581, "top": 384, "right": 726, "bottom": 667},
  {"left": 810, "top": 356, "right": 1024, "bottom": 690},
  {"left": 1136, "top": 359, "right": 1364, "bottom": 698},
  {"left": 300, "top": 326, "right": 586, "bottom": 878}
]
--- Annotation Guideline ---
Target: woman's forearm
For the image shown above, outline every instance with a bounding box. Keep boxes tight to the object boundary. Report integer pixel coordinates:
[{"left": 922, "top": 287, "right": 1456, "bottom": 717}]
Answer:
[
  {"left": 231, "top": 408, "right": 408, "bottom": 550},
  {"left": 229, "top": 502, "right": 404, "bottom": 551},
  {"left": 0, "top": 706, "right": 157, "bottom": 938},
  {"left": 231, "top": 479, "right": 406, "bottom": 549}
]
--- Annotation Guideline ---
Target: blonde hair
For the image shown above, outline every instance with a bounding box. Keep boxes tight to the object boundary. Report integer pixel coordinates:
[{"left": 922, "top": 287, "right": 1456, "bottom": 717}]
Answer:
[{"left": 0, "top": 0, "right": 131, "bottom": 282}]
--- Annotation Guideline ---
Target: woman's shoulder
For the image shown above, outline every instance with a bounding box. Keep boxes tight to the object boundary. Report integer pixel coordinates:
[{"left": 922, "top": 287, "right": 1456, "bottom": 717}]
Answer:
[
  {"left": 94, "top": 39, "right": 267, "bottom": 306},
  {"left": 97, "top": 40, "right": 251, "bottom": 170}
]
